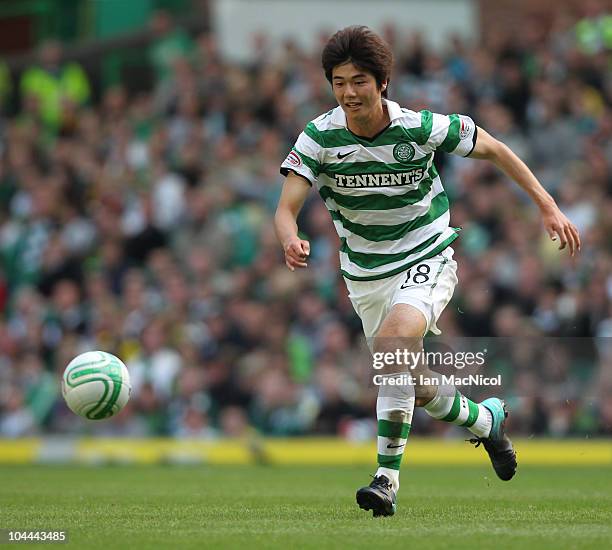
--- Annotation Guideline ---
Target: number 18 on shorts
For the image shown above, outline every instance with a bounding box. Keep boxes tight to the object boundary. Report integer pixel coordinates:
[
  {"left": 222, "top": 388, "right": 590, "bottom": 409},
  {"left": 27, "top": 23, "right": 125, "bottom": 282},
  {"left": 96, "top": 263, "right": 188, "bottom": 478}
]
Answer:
[{"left": 346, "top": 248, "right": 458, "bottom": 340}]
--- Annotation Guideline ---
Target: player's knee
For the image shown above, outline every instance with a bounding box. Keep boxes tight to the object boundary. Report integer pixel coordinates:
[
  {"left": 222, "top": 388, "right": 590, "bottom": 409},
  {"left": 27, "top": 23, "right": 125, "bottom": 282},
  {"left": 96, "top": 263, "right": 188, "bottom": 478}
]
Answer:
[
  {"left": 373, "top": 333, "right": 423, "bottom": 374},
  {"left": 412, "top": 370, "right": 438, "bottom": 406},
  {"left": 376, "top": 304, "right": 428, "bottom": 341},
  {"left": 377, "top": 320, "right": 424, "bottom": 341},
  {"left": 414, "top": 394, "right": 435, "bottom": 407},
  {"left": 374, "top": 321, "right": 423, "bottom": 353}
]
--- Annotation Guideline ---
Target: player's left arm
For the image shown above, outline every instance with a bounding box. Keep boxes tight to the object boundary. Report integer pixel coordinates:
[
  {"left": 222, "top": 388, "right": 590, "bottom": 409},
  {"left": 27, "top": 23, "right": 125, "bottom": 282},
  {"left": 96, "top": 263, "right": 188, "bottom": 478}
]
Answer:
[{"left": 469, "top": 126, "right": 581, "bottom": 255}]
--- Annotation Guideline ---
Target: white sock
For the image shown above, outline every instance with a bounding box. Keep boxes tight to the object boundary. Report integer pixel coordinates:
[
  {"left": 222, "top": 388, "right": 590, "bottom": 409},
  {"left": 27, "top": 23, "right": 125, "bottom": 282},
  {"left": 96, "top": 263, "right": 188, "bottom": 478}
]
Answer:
[
  {"left": 423, "top": 384, "right": 492, "bottom": 438},
  {"left": 375, "top": 467, "right": 400, "bottom": 491},
  {"left": 375, "top": 374, "right": 415, "bottom": 492}
]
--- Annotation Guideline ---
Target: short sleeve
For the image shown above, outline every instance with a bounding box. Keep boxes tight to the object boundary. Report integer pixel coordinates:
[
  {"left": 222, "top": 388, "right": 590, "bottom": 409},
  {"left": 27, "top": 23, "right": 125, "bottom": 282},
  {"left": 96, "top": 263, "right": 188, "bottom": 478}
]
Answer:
[
  {"left": 426, "top": 112, "right": 478, "bottom": 157},
  {"left": 280, "top": 124, "right": 322, "bottom": 184}
]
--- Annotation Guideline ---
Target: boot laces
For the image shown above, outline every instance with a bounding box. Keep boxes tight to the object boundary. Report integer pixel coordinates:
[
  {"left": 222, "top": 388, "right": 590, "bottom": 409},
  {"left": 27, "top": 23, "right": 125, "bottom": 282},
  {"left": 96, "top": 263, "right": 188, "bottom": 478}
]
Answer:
[
  {"left": 370, "top": 475, "right": 392, "bottom": 490},
  {"left": 467, "top": 437, "right": 486, "bottom": 448}
]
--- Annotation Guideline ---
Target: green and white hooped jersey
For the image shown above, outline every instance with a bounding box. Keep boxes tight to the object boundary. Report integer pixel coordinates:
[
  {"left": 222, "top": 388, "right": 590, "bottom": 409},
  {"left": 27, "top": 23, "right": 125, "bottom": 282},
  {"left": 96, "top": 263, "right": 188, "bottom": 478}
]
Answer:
[{"left": 280, "top": 99, "right": 477, "bottom": 281}]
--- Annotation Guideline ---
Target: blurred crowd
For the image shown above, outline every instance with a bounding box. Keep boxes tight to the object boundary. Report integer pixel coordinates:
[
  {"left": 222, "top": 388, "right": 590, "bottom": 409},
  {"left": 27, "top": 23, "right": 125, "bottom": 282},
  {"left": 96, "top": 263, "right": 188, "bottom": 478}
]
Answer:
[{"left": 0, "top": 8, "right": 611, "bottom": 439}]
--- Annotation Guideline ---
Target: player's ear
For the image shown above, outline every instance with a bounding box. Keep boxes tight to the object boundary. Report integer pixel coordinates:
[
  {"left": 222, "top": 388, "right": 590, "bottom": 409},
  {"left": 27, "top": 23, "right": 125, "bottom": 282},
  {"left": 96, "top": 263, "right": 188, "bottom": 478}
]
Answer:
[{"left": 380, "top": 80, "right": 388, "bottom": 97}]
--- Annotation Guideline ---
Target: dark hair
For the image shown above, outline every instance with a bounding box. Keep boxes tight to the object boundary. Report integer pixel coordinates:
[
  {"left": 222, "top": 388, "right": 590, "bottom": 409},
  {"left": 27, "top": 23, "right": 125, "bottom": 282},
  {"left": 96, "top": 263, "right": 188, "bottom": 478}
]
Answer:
[{"left": 321, "top": 26, "right": 393, "bottom": 98}]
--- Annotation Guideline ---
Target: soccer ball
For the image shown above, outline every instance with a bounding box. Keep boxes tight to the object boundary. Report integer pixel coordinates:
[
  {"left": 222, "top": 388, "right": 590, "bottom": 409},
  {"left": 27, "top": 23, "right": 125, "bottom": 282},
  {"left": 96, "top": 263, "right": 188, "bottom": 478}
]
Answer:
[{"left": 62, "top": 351, "right": 131, "bottom": 420}]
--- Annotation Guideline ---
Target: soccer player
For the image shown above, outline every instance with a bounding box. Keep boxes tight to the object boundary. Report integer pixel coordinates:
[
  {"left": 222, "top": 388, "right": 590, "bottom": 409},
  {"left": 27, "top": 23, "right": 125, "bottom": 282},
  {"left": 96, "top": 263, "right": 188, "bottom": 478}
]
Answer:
[{"left": 274, "top": 26, "right": 580, "bottom": 517}]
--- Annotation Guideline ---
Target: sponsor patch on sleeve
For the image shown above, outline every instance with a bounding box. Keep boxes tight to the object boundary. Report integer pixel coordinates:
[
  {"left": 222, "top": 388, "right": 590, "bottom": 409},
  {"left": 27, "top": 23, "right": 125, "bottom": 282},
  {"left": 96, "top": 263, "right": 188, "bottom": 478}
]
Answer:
[
  {"left": 459, "top": 116, "right": 474, "bottom": 140},
  {"left": 285, "top": 150, "right": 302, "bottom": 167}
]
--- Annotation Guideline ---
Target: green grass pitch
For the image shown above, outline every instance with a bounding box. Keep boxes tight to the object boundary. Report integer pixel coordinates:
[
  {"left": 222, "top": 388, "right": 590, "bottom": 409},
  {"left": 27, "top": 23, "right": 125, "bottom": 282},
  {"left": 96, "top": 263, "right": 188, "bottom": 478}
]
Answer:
[{"left": 1, "top": 465, "right": 610, "bottom": 549}]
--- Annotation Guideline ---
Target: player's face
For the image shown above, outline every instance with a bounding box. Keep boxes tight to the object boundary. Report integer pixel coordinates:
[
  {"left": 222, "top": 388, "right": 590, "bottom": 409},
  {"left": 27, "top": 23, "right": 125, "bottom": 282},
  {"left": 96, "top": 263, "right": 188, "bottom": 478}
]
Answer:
[{"left": 331, "top": 62, "right": 384, "bottom": 122}]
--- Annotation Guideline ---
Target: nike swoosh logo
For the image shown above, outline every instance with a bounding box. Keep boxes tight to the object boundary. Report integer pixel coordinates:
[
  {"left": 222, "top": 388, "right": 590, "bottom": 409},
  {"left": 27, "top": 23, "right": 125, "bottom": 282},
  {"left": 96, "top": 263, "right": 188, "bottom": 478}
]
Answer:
[
  {"left": 386, "top": 443, "right": 405, "bottom": 449},
  {"left": 337, "top": 150, "right": 357, "bottom": 159}
]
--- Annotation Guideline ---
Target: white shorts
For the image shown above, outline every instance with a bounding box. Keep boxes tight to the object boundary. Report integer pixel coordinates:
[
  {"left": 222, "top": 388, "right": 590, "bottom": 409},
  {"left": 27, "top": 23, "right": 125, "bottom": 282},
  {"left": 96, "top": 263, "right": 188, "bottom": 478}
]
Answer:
[{"left": 345, "top": 247, "right": 458, "bottom": 343}]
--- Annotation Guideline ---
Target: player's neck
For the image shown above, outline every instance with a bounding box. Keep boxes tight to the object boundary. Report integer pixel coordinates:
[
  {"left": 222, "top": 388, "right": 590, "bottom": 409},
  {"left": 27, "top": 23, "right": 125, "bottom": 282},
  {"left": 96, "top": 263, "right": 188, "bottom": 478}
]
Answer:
[{"left": 346, "top": 102, "right": 389, "bottom": 139}]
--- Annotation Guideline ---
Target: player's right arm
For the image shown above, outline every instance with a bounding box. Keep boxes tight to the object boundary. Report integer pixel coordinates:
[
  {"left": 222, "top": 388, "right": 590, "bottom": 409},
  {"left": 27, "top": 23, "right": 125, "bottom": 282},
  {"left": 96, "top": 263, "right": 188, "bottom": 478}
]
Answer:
[
  {"left": 274, "top": 172, "right": 311, "bottom": 271},
  {"left": 276, "top": 123, "right": 323, "bottom": 270}
]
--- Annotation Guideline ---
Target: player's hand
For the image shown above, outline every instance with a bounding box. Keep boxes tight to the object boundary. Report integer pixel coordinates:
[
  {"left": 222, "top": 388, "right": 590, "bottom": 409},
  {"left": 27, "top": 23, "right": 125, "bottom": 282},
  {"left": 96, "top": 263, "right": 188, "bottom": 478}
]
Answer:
[
  {"left": 541, "top": 204, "right": 581, "bottom": 256},
  {"left": 283, "top": 237, "right": 310, "bottom": 271}
]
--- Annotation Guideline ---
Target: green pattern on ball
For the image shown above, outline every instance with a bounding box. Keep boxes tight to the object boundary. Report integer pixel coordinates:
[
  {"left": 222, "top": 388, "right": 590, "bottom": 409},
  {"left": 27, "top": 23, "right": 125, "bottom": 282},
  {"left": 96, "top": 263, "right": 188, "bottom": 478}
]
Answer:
[{"left": 65, "top": 354, "right": 125, "bottom": 420}]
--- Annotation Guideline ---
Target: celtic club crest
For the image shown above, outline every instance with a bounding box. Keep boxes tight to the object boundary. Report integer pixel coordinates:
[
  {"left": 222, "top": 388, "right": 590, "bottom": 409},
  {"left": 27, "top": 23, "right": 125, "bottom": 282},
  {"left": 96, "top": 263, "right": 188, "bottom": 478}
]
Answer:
[{"left": 393, "top": 142, "right": 415, "bottom": 163}]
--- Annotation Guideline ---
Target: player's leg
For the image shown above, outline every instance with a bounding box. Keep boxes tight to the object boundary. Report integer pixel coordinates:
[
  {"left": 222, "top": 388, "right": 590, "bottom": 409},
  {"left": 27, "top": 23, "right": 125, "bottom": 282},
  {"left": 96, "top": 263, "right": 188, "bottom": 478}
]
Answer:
[
  {"left": 420, "top": 383, "right": 493, "bottom": 437},
  {"left": 391, "top": 251, "right": 517, "bottom": 480},
  {"left": 368, "top": 303, "right": 516, "bottom": 483},
  {"left": 374, "top": 306, "right": 425, "bottom": 486},
  {"left": 391, "top": 249, "right": 517, "bottom": 480},
  {"left": 371, "top": 307, "right": 494, "bottom": 441},
  {"left": 356, "top": 304, "right": 423, "bottom": 517},
  {"left": 421, "top": 386, "right": 516, "bottom": 479}
]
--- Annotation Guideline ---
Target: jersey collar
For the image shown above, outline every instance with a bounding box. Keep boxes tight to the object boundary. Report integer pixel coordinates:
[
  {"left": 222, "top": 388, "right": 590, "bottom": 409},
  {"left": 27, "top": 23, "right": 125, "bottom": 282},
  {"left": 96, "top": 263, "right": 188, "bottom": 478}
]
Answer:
[{"left": 330, "top": 98, "right": 403, "bottom": 127}]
